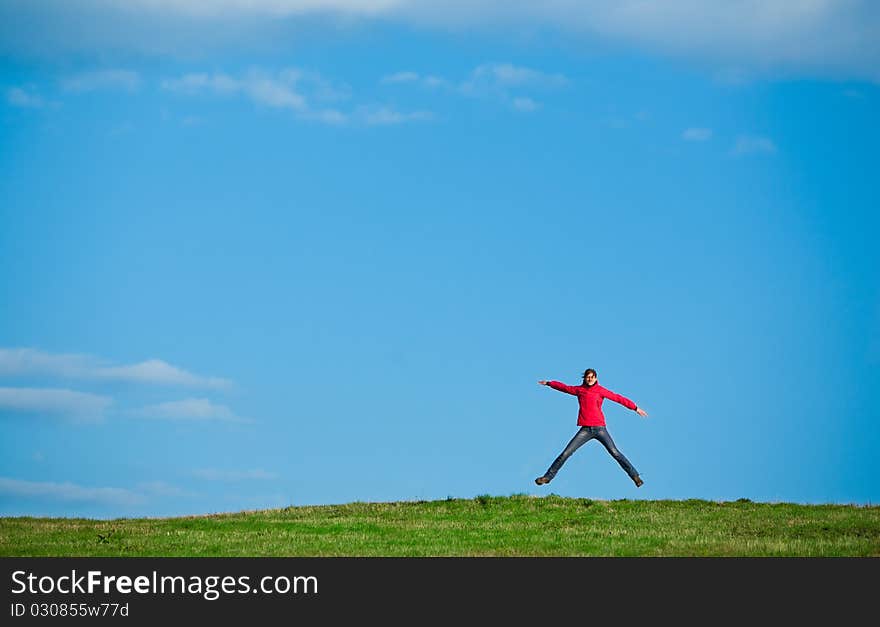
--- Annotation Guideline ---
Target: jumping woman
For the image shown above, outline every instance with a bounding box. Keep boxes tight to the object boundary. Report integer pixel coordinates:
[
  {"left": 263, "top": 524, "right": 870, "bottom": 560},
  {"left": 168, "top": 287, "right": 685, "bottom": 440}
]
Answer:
[{"left": 535, "top": 368, "right": 648, "bottom": 488}]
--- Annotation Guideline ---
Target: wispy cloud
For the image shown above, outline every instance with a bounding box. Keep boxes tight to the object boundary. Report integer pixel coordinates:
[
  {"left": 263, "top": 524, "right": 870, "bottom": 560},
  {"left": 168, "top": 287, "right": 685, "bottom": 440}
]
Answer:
[
  {"left": 0, "top": 348, "right": 92, "bottom": 377},
  {"left": 0, "top": 387, "right": 111, "bottom": 422},
  {"left": 163, "top": 71, "right": 305, "bottom": 109},
  {"left": 382, "top": 63, "right": 566, "bottom": 112},
  {"left": 380, "top": 71, "right": 450, "bottom": 89},
  {"left": 119, "top": 0, "right": 399, "bottom": 18},
  {"left": 683, "top": 127, "right": 713, "bottom": 141},
  {"left": 0, "top": 477, "right": 145, "bottom": 506},
  {"left": 133, "top": 398, "right": 248, "bottom": 423},
  {"left": 5, "top": 2, "right": 880, "bottom": 81},
  {"left": 6, "top": 86, "right": 46, "bottom": 108},
  {"left": 360, "top": 106, "right": 433, "bottom": 125},
  {"left": 422, "top": 75, "right": 450, "bottom": 89},
  {"left": 0, "top": 348, "right": 232, "bottom": 389},
  {"left": 379, "top": 71, "right": 450, "bottom": 91},
  {"left": 463, "top": 63, "right": 569, "bottom": 92},
  {"left": 381, "top": 71, "right": 420, "bottom": 84},
  {"left": 95, "top": 359, "right": 231, "bottom": 388},
  {"left": 163, "top": 68, "right": 432, "bottom": 125},
  {"left": 193, "top": 468, "right": 278, "bottom": 481},
  {"left": 512, "top": 96, "right": 540, "bottom": 112},
  {"left": 312, "top": 109, "right": 349, "bottom": 124},
  {"left": 162, "top": 68, "right": 358, "bottom": 123},
  {"left": 382, "top": 64, "right": 569, "bottom": 95},
  {"left": 61, "top": 69, "right": 141, "bottom": 92},
  {"left": 731, "top": 134, "right": 777, "bottom": 156}
]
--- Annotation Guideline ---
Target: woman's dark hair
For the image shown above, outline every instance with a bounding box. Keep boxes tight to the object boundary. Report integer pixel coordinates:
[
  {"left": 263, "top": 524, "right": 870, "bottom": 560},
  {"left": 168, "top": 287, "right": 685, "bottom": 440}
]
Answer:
[{"left": 582, "top": 368, "right": 597, "bottom": 381}]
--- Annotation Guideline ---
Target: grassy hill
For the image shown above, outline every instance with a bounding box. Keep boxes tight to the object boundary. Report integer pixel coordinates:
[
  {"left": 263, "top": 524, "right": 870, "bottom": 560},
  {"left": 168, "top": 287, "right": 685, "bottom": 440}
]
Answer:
[{"left": 2, "top": 494, "right": 878, "bottom": 557}]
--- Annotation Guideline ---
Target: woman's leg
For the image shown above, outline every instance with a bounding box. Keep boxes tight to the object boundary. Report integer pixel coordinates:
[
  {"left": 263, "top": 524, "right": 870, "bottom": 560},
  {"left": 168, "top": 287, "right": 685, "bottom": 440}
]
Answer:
[
  {"left": 539, "top": 427, "right": 594, "bottom": 482},
  {"left": 593, "top": 427, "right": 641, "bottom": 483}
]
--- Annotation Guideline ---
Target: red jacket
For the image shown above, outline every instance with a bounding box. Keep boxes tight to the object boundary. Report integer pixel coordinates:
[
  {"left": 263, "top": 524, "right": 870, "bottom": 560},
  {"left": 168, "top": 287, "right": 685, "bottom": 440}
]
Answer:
[{"left": 547, "top": 381, "right": 638, "bottom": 427}]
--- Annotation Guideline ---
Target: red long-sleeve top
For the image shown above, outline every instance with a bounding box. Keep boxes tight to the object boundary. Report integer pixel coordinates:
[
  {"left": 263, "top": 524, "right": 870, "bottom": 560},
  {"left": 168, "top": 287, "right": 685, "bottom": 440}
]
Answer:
[{"left": 547, "top": 381, "right": 638, "bottom": 427}]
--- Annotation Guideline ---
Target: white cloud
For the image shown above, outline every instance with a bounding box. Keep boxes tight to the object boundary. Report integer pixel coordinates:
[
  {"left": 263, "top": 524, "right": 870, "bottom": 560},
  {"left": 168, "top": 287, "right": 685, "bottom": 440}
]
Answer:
[
  {"left": 162, "top": 69, "right": 359, "bottom": 123},
  {"left": 162, "top": 71, "right": 306, "bottom": 110},
  {"left": 461, "top": 63, "right": 568, "bottom": 96},
  {"left": 0, "top": 348, "right": 232, "bottom": 389},
  {"left": 6, "top": 86, "right": 45, "bottom": 108},
  {"left": 383, "top": 63, "right": 565, "bottom": 112},
  {"left": 512, "top": 96, "right": 540, "bottom": 112},
  {"left": 163, "top": 68, "right": 431, "bottom": 125},
  {"left": 731, "top": 134, "right": 777, "bottom": 155},
  {"left": 61, "top": 69, "right": 141, "bottom": 92},
  {"left": 381, "top": 71, "right": 451, "bottom": 90},
  {"left": 163, "top": 73, "right": 239, "bottom": 94},
  {"left": 683, "top": 127, "right": 713, "bottom": 141},
  {"left": 0, "top": 477, "right": 145, "bottom": 506},
  {"left": 247, "top": 75, "right": 307, "bottom": 108},
  {"left": 133, "top": 398, "right": 247, "bottom": 422},
  {"left": 193, "top": 468, "right": 278, "bottom": 481},
  {"left": 0, "top": 348, "right": 89, "bottom": 376},
  {"left": 423, "top": 75, "right": 450, "bottom": 89},
  {"left": 305, "top": 108, "right": 348, "bottom": 124},
  {"left": 304, "top": 75, "right": 351, "bottom": 102},
  {"left": 0, "top": 387, "right": 111, "bottom": 421},
  {"left": 121, "top": 0, "right": 400, "bottom": 17},
  {"left": 360, "top": 106, "right": 433, "bottom": 125},
  {"left": 95, "top": 359, "right": 231, "bottom": 388},
  {"left": 9, "top": 2, "right": 877, "bottom": 80},
  {"left": 382, "top": 71, "right": 420, "bottom": 84},
  {"left": 476, "top": 63, "right": 568, "bottom": 88}
]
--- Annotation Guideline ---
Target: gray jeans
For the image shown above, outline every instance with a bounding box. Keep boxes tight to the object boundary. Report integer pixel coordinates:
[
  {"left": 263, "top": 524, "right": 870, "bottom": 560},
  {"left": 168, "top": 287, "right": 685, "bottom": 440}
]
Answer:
[{"left": 544, "top": 426, "right": 639, "bottom": 481}]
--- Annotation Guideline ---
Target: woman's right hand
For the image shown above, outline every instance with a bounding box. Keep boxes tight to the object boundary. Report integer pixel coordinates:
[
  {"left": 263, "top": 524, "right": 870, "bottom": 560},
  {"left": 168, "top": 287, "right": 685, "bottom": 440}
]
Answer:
[{"left": 538, "top": 380, "right": 549, "bottom": 385}]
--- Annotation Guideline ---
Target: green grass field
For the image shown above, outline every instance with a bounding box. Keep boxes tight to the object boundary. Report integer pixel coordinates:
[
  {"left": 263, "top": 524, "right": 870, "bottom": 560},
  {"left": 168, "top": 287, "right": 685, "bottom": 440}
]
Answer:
[{"left": 2, "top": 495, "right": 878, "bottom": 557}]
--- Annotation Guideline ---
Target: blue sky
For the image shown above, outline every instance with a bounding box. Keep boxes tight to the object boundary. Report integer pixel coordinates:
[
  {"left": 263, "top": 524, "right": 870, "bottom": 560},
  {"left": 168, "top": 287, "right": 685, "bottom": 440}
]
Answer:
[{"left": 1, "top": 1, "right": 878, "bottom": 519}]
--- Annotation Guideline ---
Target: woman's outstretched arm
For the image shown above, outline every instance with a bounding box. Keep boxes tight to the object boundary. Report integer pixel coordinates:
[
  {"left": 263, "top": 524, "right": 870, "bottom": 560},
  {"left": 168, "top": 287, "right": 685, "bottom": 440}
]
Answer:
[
  {"left": 602, "top": 388, "right": 649, "bottom": 417},
  {"left": 538, "top": 380, "right": 579, "bottom": 395}
]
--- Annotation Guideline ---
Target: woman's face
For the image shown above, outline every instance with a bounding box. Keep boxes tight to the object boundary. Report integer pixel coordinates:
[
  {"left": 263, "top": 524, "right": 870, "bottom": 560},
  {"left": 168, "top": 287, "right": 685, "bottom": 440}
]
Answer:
[{"left": 584, "top": 372, "right": 597, "bottom": 385}]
